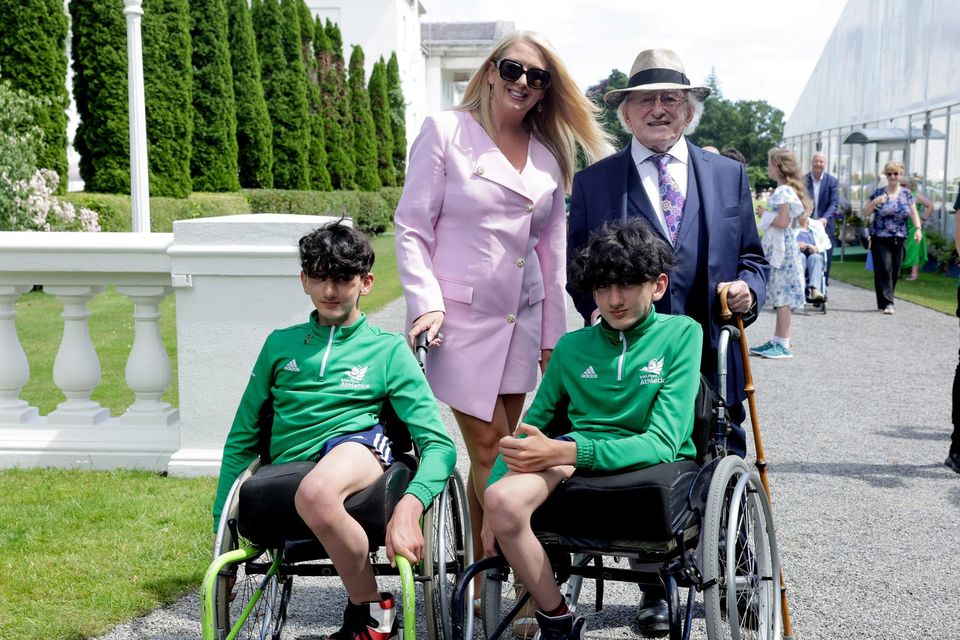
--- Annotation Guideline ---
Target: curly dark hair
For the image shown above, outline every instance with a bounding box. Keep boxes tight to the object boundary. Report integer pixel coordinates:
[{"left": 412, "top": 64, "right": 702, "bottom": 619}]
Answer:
[
  {"left": 569, "top": 218, "right": 675, "bottom": 292},
  {"left": 298, "top": 219, "right": 375, "bottom": 280}
]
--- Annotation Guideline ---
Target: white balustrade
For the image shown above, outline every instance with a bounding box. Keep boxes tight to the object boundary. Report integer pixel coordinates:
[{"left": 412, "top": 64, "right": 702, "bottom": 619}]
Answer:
[
  {"left": 0, "top": 285, "right": 38, "bottom": 423},
  {"left": 0, "top": 215, "right": 340, "bottom": 472},
  {"left": 47, "top": 285, "right": 110, "bottom": 424},
  {"left": 117, "top": 285, "right": 177, "bottom": 425}
]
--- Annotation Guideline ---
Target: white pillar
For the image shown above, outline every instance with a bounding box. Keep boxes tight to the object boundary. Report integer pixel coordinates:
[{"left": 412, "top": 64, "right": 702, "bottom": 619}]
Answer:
[
  {"left": 47, "top": 285, "right": 110, "bottom": 424},
  {"left": 117, "top": 285, "right": 178, "bottom": 425},
  {"left": 0, "top": 285, "right": 39, "bottom": 423},
  {"left": 124, "top": 0, "right": 151, "bottom": 233}
]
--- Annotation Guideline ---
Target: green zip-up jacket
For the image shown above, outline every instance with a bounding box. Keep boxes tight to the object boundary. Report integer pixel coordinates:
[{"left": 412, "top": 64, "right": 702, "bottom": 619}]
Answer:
[
  {"left": 213, "top": 312, "right": 456, "bottom": 529},
  {"left": 489, "top": 310, "right": 701, "bottom": 485}
]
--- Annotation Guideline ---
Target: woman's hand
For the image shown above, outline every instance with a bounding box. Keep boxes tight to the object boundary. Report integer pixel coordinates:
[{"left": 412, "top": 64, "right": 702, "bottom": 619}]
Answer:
[
  {"left": 539, "top": 349, "right": 552, "bottom": 375},
  {"left": 914, "top": 227, "right": 923, "bottom": 243},
  {"left": 408, "top": 311, "right": 444, "bottom": 348}
]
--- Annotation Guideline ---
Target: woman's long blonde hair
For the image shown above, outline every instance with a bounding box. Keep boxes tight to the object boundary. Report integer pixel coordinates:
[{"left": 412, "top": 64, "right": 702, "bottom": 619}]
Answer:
[
  {"left": 455, "top": 31, "right": 614, "bottom": 190},
  {"left": 768, "top": 148, "right": 812, "bottom": 216}
]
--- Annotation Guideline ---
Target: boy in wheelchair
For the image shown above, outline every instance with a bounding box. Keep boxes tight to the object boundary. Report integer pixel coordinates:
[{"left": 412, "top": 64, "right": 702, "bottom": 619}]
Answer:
[
  {"left": 212, "top": 220, "right": 456, "bottom": 640},
  {"left": 482, "top": 218, "right": 702, "bottom": 640}
]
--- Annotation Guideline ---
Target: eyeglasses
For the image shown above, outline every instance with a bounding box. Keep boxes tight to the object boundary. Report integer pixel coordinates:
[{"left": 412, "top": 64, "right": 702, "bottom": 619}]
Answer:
[
  {"left": 628, "top": 91, "right": 687, "bottom": 111},
  {"left": 886, "top": 171, "right": 901, "bottom": 176},
  {"left": 496, "top": 59, "right": 551, "bottom": 90}
]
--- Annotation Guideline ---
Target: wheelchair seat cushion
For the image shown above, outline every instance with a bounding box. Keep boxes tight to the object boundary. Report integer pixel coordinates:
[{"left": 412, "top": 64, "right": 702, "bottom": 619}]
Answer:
[
  {"left": 530, "top": 460, "right": 700, "bottom": 544},
  {"left": 237, "top": 454, "right": 416, "bottom": 548}
]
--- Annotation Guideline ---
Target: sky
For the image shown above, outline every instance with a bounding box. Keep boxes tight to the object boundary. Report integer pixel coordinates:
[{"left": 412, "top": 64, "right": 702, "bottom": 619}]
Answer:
[{"left": 419, "top": 0, "right": 849, "bottom": 120}]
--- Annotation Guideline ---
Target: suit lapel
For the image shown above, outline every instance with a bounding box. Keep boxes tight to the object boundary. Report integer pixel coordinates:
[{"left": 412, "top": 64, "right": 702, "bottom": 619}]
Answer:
[
  {"left": 466, "top": 117, "right": 532, "bottom": 200},
  {"left": 620, "top": 148, "right": 666, "bottom": 240},
  {"left": 685, "top": 141, "right": 713, "bottom": 245}
]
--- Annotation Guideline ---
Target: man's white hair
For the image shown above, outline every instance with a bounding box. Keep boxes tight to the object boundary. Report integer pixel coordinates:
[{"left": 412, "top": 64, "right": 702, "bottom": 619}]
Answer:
[{"left": 616, "top": 92, "right": 705, "bottom": 140}]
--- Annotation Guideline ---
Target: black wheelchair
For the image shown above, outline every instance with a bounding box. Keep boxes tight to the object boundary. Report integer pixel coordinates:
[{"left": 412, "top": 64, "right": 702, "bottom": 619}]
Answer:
[
  {"left": 200, "top": 339, "right": 474, "bottom": 640},
  {"left": 451, "top": 324, "right": 782, "bottom": 640}
]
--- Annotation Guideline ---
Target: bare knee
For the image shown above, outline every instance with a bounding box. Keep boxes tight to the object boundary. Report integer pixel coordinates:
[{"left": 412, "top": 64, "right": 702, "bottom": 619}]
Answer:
[
  {"left": 484, "top": 483, "right": 529, "bottom": 537},
  {"left": 294, "top": 479, "right": 342, "bottom": 529}
]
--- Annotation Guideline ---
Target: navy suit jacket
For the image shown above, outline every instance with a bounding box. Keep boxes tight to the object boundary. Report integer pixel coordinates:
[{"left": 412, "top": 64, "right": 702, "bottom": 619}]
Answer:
[
  {"left": 567, "top": 139, "right": 769, "bottom": 404},
  {"left": 805, "top": 171, "right": 840, "bottom": 235}
]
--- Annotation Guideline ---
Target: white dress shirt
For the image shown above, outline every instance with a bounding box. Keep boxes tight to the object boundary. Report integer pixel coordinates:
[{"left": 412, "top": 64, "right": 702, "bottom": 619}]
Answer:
[
  {"left": 811, "top": 174, "right": 822, "bottom": 211},
  {"left": 630, "top": 136, "right": 689, "bottom": 240}
]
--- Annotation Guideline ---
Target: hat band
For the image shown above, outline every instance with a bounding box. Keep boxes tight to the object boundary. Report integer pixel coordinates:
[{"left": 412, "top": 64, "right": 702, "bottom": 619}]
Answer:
[{"left": 628, "top": 68, "right": 691, "bottom": 89}]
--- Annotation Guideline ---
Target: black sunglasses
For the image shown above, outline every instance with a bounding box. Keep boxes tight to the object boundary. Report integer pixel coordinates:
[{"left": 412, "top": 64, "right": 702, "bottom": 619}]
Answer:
[{"left": 496, "top": 58, "right": 551, "bottom": 90}]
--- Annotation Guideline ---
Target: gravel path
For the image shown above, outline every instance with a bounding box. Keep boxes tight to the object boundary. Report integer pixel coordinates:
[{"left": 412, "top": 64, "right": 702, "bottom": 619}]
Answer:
[{"left": 95, "top": 280, "right": 960, "bottom": 640}]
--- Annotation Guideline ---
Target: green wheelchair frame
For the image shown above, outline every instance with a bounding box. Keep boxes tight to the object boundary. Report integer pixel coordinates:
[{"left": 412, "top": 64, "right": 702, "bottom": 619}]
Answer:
[{"left": 200, "top": 459, "right": 474, "bottom": 640}]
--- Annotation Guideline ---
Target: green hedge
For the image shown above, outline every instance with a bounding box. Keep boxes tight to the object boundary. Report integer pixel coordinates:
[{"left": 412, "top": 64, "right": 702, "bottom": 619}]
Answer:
[
  {"left": 244, "top": 188, "right": 394, "bottom": 234},
  {"left": 61, "top": 188, "right": 398, "bottom": 235},
  {"left": 62, "top": 192, "right": 251, "bottom": 232}
]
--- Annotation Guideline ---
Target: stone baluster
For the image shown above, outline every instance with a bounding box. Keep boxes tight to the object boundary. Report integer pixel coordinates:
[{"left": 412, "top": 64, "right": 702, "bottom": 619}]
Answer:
[
  {"left": 46, "top": 285, "right": 109, "bottom": 424},
  {"left": 0, "top": 285, "right": 39, "bottom": 423},
  {"left": 117, "top": 285, "right": 178, "bottom": 425}
]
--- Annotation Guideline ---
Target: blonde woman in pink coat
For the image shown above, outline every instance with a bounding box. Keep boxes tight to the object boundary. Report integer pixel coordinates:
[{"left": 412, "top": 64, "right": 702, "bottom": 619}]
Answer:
[{"left": 395, "top": 30, "right": 613, "bottom": 563}]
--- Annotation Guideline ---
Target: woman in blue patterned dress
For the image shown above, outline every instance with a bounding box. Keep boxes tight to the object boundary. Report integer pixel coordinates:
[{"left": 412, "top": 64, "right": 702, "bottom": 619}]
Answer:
[
  {"left": 864, "top": 161, "right": 923, "bottom": 314},
  {"left": 749, "top": 148, "right": 809, "bottom": 359}
]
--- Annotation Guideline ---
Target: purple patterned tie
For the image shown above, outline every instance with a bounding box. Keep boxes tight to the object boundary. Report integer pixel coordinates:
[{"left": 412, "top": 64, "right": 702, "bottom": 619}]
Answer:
[{"left": 650, "top": 153, "right": 684, "bottom": 245}]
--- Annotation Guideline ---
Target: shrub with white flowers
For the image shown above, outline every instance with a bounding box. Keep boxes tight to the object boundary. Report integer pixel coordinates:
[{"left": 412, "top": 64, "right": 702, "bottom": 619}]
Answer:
[
  {"left": 0, "top": 72, "right": 99, "bottom": 232},
  {"left": 12, "top": 169, "right": 100, "bottom": 232}
]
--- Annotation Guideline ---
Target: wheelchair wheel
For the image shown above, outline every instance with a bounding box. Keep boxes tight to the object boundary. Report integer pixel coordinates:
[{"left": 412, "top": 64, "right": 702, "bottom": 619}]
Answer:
[
  {"left": 424, "top": 471, "right": 473, "bottom": 640},
  {"left": 211, "top": 545, "right": 292, "bottom": 640},
  {"left": 702, "top": 456, "right": 781, "bottom": 640},
  {"left": 480, "top": 564, "right": 527, "bottom": 640}
]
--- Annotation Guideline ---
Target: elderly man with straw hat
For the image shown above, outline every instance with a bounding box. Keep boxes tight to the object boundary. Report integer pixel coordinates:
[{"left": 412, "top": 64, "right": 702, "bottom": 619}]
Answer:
[{"left": 565, "top": 49, "right": 769, "bottom": 636}]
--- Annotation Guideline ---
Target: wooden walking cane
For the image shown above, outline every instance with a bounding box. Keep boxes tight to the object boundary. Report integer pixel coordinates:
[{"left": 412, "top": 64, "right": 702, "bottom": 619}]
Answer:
[{"left": 719, "top": 286, "right": 795, "bottom": 639}]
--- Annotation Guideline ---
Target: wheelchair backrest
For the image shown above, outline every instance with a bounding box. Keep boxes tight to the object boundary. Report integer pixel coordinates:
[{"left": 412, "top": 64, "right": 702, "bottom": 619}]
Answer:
[
  {"left": 255, "top": 395, "right": 415, "bottom": 464},
  {"left": 541, "top": 373, "right": 721, "bottom": 466}
]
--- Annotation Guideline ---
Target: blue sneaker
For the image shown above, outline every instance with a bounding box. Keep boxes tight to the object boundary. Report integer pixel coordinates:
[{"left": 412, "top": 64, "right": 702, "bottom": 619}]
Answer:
[
  {"left": 749, "top": 341, "right": 775, "bottom": 356},
  {"left": 762, "top": 343, "right": 794, "bottom": 359}
]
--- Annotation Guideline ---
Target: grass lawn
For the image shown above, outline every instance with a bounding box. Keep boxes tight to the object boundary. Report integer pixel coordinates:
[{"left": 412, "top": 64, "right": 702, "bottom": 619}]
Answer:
[
  {"left": 5, "top": 231, "right": 401, "bottom": 639},
  {"left": 0, "top": 469, "right": 216, "bottom": 640},
  {"left": 829, "top": 256, "right": 957, "bottom": 315}
]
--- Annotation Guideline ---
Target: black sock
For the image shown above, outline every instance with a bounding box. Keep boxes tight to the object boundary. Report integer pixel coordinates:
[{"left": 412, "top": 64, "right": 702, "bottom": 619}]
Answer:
[{"left": 541, "top": 601, "right": 569, "bottom": 618}]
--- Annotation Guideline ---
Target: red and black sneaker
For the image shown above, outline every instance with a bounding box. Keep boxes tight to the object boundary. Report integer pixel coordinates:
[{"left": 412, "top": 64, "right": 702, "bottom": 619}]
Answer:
[{"left": 325, "top": 593, "right": 398, "bottom": 640}]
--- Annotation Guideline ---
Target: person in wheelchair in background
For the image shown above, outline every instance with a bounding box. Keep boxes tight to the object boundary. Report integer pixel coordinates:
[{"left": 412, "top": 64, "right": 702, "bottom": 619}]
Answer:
[
  {"left": 482, "top": 218, "right": 702, "bottom": 640},
  {"left": 795, "top": 211, "right": 831, "bottom": 303},
  {"left": 212, "top": 220, "right": 456, "bottom": 640}
]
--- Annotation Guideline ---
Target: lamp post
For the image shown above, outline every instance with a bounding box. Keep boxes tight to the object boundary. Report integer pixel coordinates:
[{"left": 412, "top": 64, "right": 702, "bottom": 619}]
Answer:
[{"left": 124, "top": 0, "right": 151, "bottom": 233}]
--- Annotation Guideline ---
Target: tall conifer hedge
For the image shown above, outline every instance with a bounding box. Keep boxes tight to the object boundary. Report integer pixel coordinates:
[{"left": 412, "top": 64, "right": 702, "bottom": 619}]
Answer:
[
  {"left": 256, "top": 0, "right": 309, "bottom": 190},
  {"left": 142, "top": 0, "right": 193, "bottom": 198},
  {"left": 368, "top": 58, "right": 395, "bottom": 187},
  {"left": 70, "top": 0, "right": 129, "bottom": 193},
  {"left": 227, "top": 0, "right": 273, "bottom": 188},
  {"left": 386, "top": 52, "right": 407, "bottom": 183},
  {"left": 0, "top": 0, "right": 69, "bottom": 190},
  {"left": 191, "top": 0, "right": 240, "bottom": 192},
  {"left": 348, "top": 46, "right": 379, "bottom": 191},
  {"left": 314, "top": 20, "right": 350, "bottom": 189},
  {"left": 326, "top": 20, "right": 355, "bottom": 188}
]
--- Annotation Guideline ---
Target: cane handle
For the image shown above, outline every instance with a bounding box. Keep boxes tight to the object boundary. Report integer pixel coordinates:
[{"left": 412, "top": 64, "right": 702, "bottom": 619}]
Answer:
[{"left": 719, "top": 283, "right": 733, "bottom": 320}]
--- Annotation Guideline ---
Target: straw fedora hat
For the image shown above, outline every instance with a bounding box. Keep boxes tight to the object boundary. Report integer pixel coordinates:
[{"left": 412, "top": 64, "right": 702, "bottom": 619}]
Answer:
[{"left": 604, "top": 49, "right": 711, "bottom": 106}]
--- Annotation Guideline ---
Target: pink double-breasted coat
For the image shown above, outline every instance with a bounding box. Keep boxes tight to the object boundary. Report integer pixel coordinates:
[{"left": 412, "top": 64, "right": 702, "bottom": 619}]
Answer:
[{"left": 394, "top": 110, "right": 568, "bottom": 422}]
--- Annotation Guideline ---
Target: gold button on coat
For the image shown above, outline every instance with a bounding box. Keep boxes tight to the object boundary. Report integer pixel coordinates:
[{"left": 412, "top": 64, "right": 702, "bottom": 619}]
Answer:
[
  {"left": 516, "top": 258, "right": 525, "bottom": 268},
  {"left": 525, "top": 204, "right": 534, "bottom": 213},
  {"left": 506, "top": 314, "right": 517, "bottom": 323}
]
